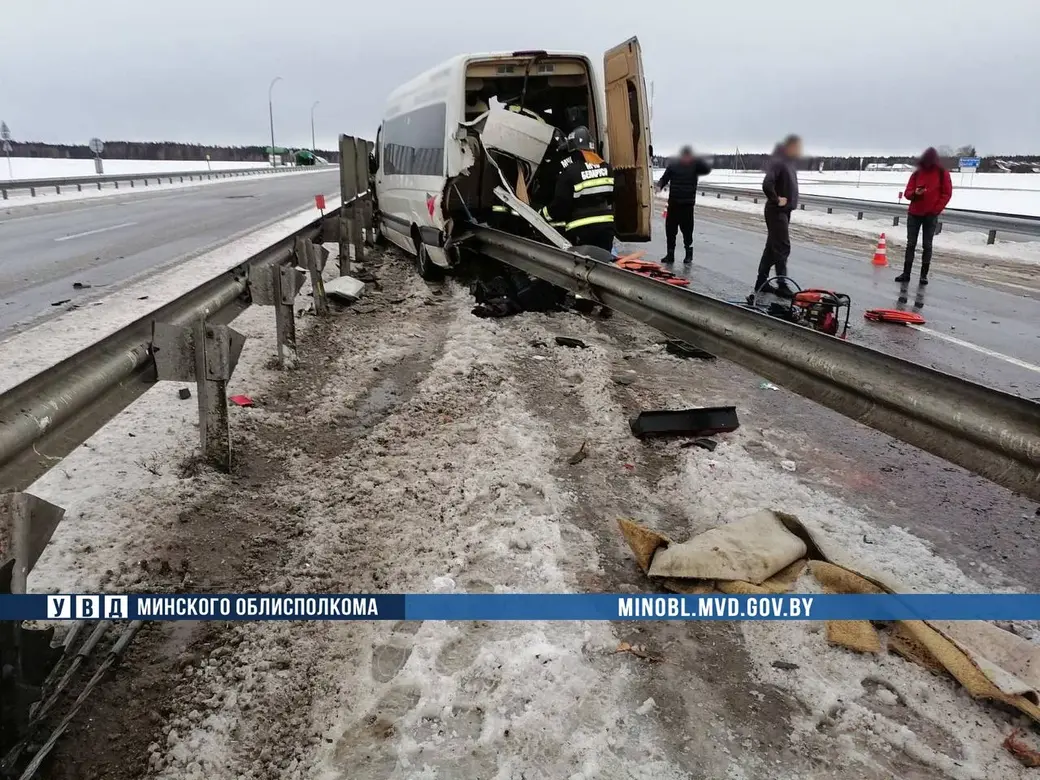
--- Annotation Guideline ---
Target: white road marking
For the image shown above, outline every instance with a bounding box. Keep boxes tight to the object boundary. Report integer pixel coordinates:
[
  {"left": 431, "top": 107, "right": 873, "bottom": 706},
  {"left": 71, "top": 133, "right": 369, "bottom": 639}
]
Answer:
[
  {"left": 908, "top": 324, "right": 1040, "bottom": 374},
  {"left": 53, "top": 221, "right": 138, "bottom": 242}
]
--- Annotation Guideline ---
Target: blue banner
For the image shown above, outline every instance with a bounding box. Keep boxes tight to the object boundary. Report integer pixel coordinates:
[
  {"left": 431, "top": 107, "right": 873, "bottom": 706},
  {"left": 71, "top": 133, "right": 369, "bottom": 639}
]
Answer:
[{"left": 1, "top": 593, "right": 1040, "bottom": 621}]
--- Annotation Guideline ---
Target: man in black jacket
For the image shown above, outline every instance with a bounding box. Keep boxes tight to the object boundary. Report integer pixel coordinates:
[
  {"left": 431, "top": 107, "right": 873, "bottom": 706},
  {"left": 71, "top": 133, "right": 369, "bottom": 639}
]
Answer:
[
  {"left": 655, "top": 146, "right": 711, "bottom": 264},
  {"left": 754, "top": 134, "right": 802, "bottom": 297}
]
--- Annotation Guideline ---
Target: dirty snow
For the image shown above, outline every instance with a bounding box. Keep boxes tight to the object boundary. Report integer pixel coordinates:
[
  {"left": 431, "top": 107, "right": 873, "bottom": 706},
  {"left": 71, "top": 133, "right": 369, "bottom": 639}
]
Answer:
[{"left": 20, "top": 243, "right": 1037, "bottom": 779}]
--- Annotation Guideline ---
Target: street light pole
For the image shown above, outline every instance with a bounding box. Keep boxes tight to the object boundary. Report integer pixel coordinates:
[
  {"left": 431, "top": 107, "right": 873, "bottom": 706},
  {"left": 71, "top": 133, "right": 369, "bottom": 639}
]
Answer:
[
  {"left": 268, "top": 76, "right": 282, "bottom": 167},
  {"left": 311, "top": 101, "right": 320, "bottom": 152}
]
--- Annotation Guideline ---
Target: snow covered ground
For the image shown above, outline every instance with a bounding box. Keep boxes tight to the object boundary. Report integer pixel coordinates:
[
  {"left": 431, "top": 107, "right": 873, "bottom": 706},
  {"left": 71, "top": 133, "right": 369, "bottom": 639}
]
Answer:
[
  {"left": 0, "top": 164, "right": 332, "bottom": 211},
  {"left": 13, "top": 237, "right": 1038, "bottom": 778},
  {"left": 686, "top": 194, "right": 1040, "bottom": 266},
  {"left": 653, "top": 168, "right": 1040, "bottom": 217},
  {"left": 2, "top": 156, "right": 274, "bottom": 181}
]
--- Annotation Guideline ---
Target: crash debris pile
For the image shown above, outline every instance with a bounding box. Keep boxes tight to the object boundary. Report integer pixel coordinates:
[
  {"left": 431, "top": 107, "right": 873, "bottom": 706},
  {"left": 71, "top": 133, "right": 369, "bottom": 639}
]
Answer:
[{"left": 619, "top": 510, "right": 1040, "bottom": 731}]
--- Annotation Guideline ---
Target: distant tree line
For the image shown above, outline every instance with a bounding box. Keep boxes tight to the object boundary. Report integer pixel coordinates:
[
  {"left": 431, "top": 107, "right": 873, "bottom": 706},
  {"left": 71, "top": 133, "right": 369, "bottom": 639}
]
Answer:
[{"left": 6, "top": 140, "right": 340, "bottom": 163}]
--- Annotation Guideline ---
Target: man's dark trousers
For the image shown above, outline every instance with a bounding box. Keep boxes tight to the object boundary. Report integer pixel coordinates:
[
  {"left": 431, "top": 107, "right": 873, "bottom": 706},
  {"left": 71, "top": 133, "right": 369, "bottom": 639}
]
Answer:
[
  {"left": 902, "top": 214, "right": 938, "bottom": 278},
  {"left": 665, "top": 202, "right": 695, "bottom": 254},
  {"left": 754, "top": 206, "right": 791, "bottom": 290}
]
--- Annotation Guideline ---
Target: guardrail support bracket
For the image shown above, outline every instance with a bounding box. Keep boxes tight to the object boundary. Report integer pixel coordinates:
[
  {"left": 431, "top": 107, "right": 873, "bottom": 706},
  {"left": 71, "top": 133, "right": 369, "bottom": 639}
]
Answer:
[
  {"left": 154, "top": 321, "right": 245, "bottom": 471},
  {"left": 295, "top": 237, "right": 330, "bottom": 316},
  {"left": 0, "top": 493, "right": 66, "bottom": 594},
  {"left": 250, "top": 264, "right": 305, "bottom": 369}
]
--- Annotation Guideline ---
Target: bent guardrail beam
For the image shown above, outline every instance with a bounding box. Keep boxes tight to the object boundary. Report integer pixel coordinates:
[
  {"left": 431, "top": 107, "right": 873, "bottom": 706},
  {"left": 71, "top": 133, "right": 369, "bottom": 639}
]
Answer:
[{"left": 470, "top": 227, "right": 1040, "bottom": 501}]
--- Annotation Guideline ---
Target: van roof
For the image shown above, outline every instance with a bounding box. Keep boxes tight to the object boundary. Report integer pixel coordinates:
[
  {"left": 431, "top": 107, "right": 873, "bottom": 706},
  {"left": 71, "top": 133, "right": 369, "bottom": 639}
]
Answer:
[{"left": 385, "top": 50, "right": 595, "bottom": 107}]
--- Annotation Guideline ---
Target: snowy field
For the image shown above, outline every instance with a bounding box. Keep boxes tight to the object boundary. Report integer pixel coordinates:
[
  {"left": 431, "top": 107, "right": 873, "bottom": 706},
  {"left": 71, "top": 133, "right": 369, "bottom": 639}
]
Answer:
[
  {"left": 2, "top": 156, "right": 274, "bottom": 181},
  {"left": 654, "top": 168, "right": 1040, "bottom": 217},
  {"left": 9, "top": 228, "right": 1038, "bottom": 778},
  {"left": 683, "top": 194, "right": 1040, "bottom": 266}
]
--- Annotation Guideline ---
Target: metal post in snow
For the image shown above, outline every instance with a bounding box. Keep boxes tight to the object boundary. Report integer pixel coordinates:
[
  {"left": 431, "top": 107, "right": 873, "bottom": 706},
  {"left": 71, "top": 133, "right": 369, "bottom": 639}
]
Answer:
[
  {"left": 268, "top": 76, "right": 282, "bottom": 168},
  {"left": 152, "top": 320, "right": 245, "bottom": 472}
]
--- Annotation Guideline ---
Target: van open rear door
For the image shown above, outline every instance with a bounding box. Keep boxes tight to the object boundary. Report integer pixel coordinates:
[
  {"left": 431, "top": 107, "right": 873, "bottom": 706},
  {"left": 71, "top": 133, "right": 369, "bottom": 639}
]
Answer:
[{"left": 603, "top": 37, "right": 653, "bottom": 242}]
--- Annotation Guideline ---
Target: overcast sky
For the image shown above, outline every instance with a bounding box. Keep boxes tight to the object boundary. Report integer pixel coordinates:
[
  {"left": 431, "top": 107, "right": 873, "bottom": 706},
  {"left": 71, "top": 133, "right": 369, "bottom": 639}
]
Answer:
[{"left": 2, "top": 0, "right": 1037, "bottom": 156}]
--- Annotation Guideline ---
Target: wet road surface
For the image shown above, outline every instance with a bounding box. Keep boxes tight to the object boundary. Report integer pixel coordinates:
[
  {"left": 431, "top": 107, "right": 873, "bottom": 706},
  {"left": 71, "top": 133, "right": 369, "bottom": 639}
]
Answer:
[
  {"left": 644, "top": 207, "right": 1040, "bottom": 398},
  {"left": 0, "top": 168, "right": 340, "bottom": 335}
]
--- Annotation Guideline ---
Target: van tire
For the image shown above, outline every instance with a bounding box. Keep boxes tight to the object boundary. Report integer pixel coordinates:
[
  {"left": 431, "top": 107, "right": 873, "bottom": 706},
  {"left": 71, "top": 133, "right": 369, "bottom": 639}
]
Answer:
[{"left": 414, "top": 236, "right": 444, "bottom": 281}]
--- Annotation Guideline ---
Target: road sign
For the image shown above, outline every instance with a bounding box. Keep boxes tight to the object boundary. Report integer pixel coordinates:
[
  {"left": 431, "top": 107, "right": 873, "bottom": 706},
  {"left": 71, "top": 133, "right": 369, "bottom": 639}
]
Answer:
[
  {"left": 959, "top": 157, "right": 981, "bottom": 169},
  {"left": 0, "top": 122, "right": 11, "bottom": 141},
  {"left": 88, "top": 137, "right": 104, "bottom": 155}
]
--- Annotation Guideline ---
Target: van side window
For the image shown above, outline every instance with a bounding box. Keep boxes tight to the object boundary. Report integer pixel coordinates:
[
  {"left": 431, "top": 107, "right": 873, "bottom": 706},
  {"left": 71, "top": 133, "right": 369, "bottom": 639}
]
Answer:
[{"left": 383, "top": 102, "right": 447, "bottom": 176}]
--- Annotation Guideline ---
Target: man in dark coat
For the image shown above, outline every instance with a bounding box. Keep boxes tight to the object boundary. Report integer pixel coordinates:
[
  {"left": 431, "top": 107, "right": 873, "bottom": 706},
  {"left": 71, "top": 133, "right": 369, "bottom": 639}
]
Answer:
[
  {"left": 754, "top": 134, "right": 802, "bottom": 297},
  {"left": 897, "top": 147, "right": 952, "bottom": 285},
  {"left": 655, "top": 145, "right": 712, "bottom": 264}
]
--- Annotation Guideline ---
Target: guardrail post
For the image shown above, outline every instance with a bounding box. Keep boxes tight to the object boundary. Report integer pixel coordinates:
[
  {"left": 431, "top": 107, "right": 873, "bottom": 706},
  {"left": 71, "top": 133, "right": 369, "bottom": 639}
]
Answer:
[
  {"left": 362, "top": 197, "right": 375, "bottom": 245},
  {"left": 936, "top": 221, "right": 943, "bottom": 234},
  {"left": 29, "top": 187, "right": 36, "bottom": 197},
  {"left": 345, "top": 209, "right": 357, "bottom": 278},
  {"left": 97, "top": 182, "right": 101, "bottom": 190},
  {"left": 0, "top": 493, "right": 65, "bottom": 593},
  {"left": 129, "top": 180, "right": 134, "bottom": 188},
  {"left": 250, "top": 264, "right": 305, "bottom": 369},
  {"left": 893, "top": 216, "right": 900, "bottom": 226},
  {"left": 1, "top": 188, "right": 6, "bottom": 200},
  {"left": 114, "top": 181, "right": 119, "bottom": 189},
  {"left": 153, "top": 320, "right": 245, "bottom": 471},
  {"left": 352, "top": 204, "right": 366, "bottom": 263},
  {"left": 987, "top": 229, "right": 997, "bottom": 245},
  {"left": 827, "top": 207, "right": 832, "bottom": 214},
  {"left": 295, "top": 237, "right": 330, "bottom": 316},
  {"left": 857, "top": 212, "right": 863, "bottom": 220},
  {"left": 54, "top": 185, "right": 60, "bottom": 195},
  {"left": 76, "top": 184, "right": 82, "bottom": 192}
]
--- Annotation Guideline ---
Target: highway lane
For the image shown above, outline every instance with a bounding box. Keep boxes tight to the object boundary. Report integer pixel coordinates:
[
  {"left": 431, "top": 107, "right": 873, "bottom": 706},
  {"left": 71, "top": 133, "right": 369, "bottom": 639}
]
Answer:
[
  {"left": 647, "top": 206, "right": 1040, "bottom": 398},
  {"left": 0, "top": 169, "right": 340, "bottom": 335}
]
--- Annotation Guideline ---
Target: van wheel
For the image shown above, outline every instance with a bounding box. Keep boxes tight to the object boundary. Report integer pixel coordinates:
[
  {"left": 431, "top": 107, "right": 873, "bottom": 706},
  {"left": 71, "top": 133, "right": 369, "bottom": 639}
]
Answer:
[{"left": 415, "top": 241, "right": 444, "bottom": 281}]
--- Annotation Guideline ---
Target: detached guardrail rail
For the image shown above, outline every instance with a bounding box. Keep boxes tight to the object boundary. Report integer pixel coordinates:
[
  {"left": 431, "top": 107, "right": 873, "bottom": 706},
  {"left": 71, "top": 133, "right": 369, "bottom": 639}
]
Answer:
[
  {"left": 695, "top": 183, "right": 1040, "bottom": 244},
  {"left": 470, "top": 227, "right": 1040, "bottom": 502},
  {"left": 0, "top": 164, "right": 332, "bottom": 200}
]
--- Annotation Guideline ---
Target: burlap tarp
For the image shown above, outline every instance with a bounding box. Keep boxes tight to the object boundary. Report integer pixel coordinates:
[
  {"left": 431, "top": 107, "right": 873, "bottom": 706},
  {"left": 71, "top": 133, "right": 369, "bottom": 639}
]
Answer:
[{"left": 619, "top": 510, "right": 1040, "bottom": 723}]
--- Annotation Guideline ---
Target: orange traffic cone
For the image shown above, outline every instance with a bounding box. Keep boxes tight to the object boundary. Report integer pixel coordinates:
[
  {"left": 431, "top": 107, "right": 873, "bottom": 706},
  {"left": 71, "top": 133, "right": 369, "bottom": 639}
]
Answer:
[{"left": 872, "top": 233, "right": 888, "bottom": 266}]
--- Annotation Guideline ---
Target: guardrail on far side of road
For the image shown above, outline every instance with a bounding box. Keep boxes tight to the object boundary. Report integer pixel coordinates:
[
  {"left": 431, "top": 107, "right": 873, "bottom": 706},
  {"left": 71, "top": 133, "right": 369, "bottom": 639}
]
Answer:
[
  {"left": 0, "top": 164, "right": 336, "bottom": 200},
  {"left": 695, "top": 183, "right": 1040, "bottom": 245}
]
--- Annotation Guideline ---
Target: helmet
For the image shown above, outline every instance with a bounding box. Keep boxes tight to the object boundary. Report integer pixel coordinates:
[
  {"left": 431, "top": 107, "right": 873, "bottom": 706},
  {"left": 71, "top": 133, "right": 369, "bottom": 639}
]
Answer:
[{"left": 565, "top": 126, "right": 595, "bottom": 153}]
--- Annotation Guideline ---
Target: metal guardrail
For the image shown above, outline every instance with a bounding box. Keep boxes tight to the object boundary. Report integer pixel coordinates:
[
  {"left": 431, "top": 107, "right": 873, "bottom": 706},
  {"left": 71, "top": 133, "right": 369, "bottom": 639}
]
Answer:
[
  {"left": 0, "top": 164, "right": 332, "bottom": 200},
  {"left": 470, "top": 227, "right": 1040, "bottom": 502},
  {"left": 0, "top": 198, "right": 379, "bottom": 587},
  {"left": 695, "top": 183, "right": 1040, "bottom": 244}
]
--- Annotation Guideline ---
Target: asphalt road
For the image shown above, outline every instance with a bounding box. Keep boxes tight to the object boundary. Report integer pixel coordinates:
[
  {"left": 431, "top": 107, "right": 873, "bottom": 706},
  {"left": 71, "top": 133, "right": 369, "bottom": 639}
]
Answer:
[
  {"left": 647, "top": 206, "right": 1040, "bottom": 399},
  {"left": 0, "top": 169, "right": 340, "bottom": 334}
]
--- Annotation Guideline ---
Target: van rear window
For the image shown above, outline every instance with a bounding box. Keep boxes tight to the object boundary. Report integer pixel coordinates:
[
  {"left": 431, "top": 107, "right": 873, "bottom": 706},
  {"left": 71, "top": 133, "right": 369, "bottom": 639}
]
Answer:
[{"left": 382, "top": 102, "right": 447, "bottom": 176}]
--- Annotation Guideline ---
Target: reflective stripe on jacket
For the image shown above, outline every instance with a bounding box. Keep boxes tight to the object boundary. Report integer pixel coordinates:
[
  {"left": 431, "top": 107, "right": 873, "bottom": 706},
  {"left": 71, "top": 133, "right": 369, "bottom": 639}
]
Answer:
[{"left": 543, "top": 152, "right": 615, "bottom": 235}]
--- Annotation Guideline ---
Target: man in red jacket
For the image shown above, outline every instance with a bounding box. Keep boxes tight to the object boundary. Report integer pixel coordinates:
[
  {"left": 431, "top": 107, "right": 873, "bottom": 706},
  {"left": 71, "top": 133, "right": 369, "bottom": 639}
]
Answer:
[{"left": 896, "top": 147, "right": 953, "bottom": 284}]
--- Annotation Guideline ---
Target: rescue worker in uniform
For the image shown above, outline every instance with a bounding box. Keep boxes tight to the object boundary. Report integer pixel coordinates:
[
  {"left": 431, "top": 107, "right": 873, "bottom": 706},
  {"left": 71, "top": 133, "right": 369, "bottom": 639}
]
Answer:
[{"left": 540, "top": 126, "right": 615, "bottom": 251}]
